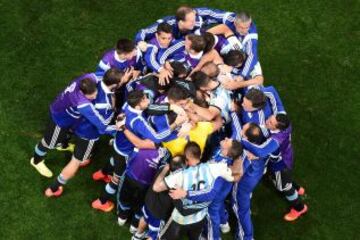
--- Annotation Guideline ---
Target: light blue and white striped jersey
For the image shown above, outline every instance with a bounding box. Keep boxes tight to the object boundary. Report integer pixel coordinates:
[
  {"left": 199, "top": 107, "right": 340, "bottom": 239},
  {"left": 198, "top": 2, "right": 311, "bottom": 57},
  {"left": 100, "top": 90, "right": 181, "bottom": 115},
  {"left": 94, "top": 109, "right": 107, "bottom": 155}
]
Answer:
[
  {"left": 209, "top": 83, "right": 233, "bottom": 123},
  {"left": 164, "top": 161, "right": 233, "bottom": 225}
]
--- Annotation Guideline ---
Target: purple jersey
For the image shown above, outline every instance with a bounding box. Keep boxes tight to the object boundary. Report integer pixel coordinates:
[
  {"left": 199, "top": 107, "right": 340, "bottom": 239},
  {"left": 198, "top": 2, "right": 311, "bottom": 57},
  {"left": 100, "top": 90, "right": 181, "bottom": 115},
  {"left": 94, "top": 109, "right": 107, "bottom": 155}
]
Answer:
[
  {"left": 96, "top": 49, "right": 144, "bottom": 76},
  {"left": 271, "top": 125, "right": 294, "bottom": 169},
  {"left": 126, "top": 148, "right": 169, "bottom": 186},
  {"left": 50, "top": 73, "right": 98, "bottom": 128}
]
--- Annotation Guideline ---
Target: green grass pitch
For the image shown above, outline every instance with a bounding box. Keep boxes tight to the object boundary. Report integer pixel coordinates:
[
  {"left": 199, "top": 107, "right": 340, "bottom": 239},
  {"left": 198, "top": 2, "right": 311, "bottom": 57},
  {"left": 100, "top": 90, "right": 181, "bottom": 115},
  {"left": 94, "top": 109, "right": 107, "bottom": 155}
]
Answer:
[{"left": 0, "top": 0, "right": 359, "bottom": 239}]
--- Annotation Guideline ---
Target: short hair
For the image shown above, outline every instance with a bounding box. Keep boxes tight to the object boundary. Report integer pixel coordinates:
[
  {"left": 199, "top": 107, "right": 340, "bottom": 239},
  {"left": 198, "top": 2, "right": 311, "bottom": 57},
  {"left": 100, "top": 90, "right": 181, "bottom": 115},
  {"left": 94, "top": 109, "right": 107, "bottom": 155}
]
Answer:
[
  {"left": 201, "top": 62, "right": 220, "bottom": 79},
  {"left": 157, "top": 22, "right": 173, "bottom": 34},
  {"left": 184, "top": 141, "right": 201, "bottom": 159},
  {"left": 244, "top": 89, "right": 267, "bottom": 109},
  {"left": 127, "top": 90, "right": 145, "bottom": 108},
  {"left": 193, "top": 98, "right": 209, "bottom": 108},
  {"left": 275, "top": 113, "right": 290, "bottom": 131},
  {"left": 235, "top": 11, "right": 252, "bottom": 24},
  {"left": 169, "top": 155, "right": 186, "bottom": 172},
  {"left": 167, "top": 85, "right": 190, "bottom": 101},
  {"left": 245, "top": 123, "right": 266, "bottom": 145},
  {"left": 223, "top": 50, "right": 246, "bottom": 67},
  {"left": 103, "top": 68, "right": 124, "bottom": 86},
  {"left": 202, "top": 32, "right": 215, "bottom": 53},
  {"left": 79, "top": 78, "right": 97, "bottom": 95},
  {"left": 191, "top": 71, "right": 211, "bottom": 89},
  {"left": 187, "top": 34, "right": 206, "bottom": 53},
  {"left": 116, "top": 39, "right": 135, "bottom": 54},
  {"left": 228, "top": 140, "right": 244, "bottom": 160},
  {"left": 175, "top": 5, "right": 194, "bottom": 22},
  {"left": 170, "top": 61, "right": 188, "bottom": 78}
]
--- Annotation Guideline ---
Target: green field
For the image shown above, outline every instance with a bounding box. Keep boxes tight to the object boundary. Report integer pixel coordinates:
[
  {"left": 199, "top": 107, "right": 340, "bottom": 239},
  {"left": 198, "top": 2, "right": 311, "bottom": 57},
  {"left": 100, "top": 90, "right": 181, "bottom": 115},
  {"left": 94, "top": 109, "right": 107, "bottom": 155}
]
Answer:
[{"left": 0, "top": 0, "right": 359, "bottom": 239}]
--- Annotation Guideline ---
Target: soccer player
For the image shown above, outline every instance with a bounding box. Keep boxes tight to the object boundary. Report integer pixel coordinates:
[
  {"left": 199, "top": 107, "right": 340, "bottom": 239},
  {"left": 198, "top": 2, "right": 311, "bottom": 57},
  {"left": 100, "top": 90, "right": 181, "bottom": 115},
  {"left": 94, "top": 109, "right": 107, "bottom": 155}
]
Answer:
[
  {"left": 233, "top": 122, "right": 280, "bottom": 240},
  {"left": 135, "top": 6, "right": 203, "bottom": 43},
  {"left": 44, "top": 69, "right": 124, "bottom": 197},
  {"left": 96, "top": 38, "right": 144, "bottom": 78},
  {"left": 153, "top": 141, "right": 235, "bottom": 240},
  {"left": 188, "top": 71, "right": 232, "bottom": 123},
  {"left": 265, "top": 114, "right": 308, "bottom": 221},
  {"left": 30, "top": 73, "right": 107, "bottom": 178},
  {"left": 206, "top": 11, "right": 259, "bottom": 80},
  {"left": 241, "top": 86, "right": 286, "bottom": 132},
  {"left": 116, "top": 147, "right": 171, "bottom": 233}
]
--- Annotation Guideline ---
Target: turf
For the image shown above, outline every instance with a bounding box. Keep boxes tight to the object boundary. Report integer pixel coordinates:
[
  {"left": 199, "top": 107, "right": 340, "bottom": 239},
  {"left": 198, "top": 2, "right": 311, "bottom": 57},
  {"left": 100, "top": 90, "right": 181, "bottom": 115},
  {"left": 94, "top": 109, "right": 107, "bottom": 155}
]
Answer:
[{"left": 0, "top": 0, "right": 359, "bottom": 239}]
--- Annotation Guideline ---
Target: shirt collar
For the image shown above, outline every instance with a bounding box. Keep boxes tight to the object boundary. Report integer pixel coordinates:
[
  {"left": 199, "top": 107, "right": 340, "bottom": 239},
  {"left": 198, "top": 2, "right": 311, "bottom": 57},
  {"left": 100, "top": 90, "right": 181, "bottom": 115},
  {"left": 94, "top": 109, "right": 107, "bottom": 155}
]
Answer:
[
  {"left": 127, "top": 104, "right": 143, "bottom": 114},
  {"left": 100, "top": 81, "right": 113, "bottom": 95},
  {"left": 189, "top": 51, "right": 203, "bottom": 59},
  {"left": 113, "top": 50, "right": 126, "bottom": 63}
]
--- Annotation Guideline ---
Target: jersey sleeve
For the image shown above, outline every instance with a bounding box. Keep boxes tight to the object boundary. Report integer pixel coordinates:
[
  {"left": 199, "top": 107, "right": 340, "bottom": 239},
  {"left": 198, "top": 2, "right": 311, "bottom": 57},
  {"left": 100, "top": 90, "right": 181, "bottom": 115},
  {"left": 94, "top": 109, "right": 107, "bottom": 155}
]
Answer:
[
  {"left": 144, "top": 45, "right": 162, "bottom": 72},
  {"left": 158, "top": 41, "right": 185, "bottom": 65},
  {"left": 77, "top": 103, "right": 112, "bottom": 135},
  {"left": 263, "top": 86, "right": 286, "bottom": 114},
  {"left": 230, "top": 112, "right": 243, "bottom": 141},
  {"left": 132, "top": 117, "right": 172, "bottom": 144},
  {"left": 241, "top": 138, "right": 279, "bottom": 158},
  {"left": 135, "top": 21, "right": 159, "bottom": 43},
  {"left": 241, "top": 33, "right": 259, "bottom": 78},
  {"left": 195, "top": 7, "right": 231, "bottom": 25}
]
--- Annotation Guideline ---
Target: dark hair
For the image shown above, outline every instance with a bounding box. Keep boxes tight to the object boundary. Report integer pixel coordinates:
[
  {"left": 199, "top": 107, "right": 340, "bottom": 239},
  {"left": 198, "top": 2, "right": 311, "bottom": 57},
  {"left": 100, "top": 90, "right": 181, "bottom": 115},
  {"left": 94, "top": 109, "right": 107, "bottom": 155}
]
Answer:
[
  {"left": 228, "top": 140, "right": 244, "bottom": 160},
  {"left": 175, "top": 6, "right": 194, "bottom": 22},
  {"left": 201, "top": 62, "right": 220, "bottom": 79},
  {"left": 127, "top": 90, "right": 145, "bottom": 108},
  {"left": 193, "top": 98, "right": 209, "bottom": 108},
  {"left": 223, "top": 50, "right": 246, "bottom": 67},
  {"left": 170, "top": 155, "right": 186, "bottom": 172},
  {"left": 245, "top": 123, "right": 266, "bottom": 145},
  {"left": 157, "top": 22, "right": 173, "bottom": 34},
  {"left": 191, "top": 71, "right": 210, "bottom": 89},
  {"left": 116, "top": 39, "right": 135, "bottom": 54},
  {"left": 184, "top": 141, "right": 201, "bottom": 159},
  {"left": 202, "top": 32, "right": 215, "bottom": 53},
  {"left": 79, "top": 78, "right": 97, "bottom": 95},
  {"left": 167, "top": 86, "right": 189, "bottom": 101},
  {"left": 275, "top": 113, "right": 290, "bottom": 131},
  {"left": 187, "top": 34, "right": 206, "bottom": 53},
  {"left": 103, "top": 68, "right": 124, "bottom": 86},
  {"left": 244, "top": 88, "right": 267, "bottom": 109},
  {"left": 170, "top": 61, "right": 188, "bottom": 78}
]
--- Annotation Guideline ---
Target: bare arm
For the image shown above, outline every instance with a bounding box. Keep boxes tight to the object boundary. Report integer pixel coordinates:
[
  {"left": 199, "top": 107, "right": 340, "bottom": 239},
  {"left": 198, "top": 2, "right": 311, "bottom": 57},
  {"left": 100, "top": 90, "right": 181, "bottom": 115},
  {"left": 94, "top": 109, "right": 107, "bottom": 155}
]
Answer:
[
  {"left": 222, "top": 75, "right": 264, "bottom": 91},
  {"left": 207, "top": 24, "right": 234, "bottom": 37},
  {"left": 230, "top": 157, "right": 244, "bottom": 182},
  {"left": 152, "top": 165, "right": 170, "bottom": 192}
]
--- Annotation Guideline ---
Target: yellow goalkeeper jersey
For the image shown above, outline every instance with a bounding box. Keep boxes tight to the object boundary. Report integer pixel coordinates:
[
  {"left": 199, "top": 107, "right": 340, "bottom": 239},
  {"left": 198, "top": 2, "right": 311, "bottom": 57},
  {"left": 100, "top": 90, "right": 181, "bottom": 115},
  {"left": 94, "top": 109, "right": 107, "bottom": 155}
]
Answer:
[{"left": 162, "top": 121, "right": 214, "bottom": 156}]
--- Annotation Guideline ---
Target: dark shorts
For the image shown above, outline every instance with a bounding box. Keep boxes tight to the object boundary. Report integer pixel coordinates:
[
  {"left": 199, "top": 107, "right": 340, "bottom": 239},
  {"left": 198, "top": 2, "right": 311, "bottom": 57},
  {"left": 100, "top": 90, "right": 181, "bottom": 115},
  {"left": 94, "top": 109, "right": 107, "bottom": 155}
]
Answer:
[
  {"left": 73, "top": 135, "right": 97, "bottom": 161},
  {"left": 42, "top": 120, "right": 71, "bottom": 149},
  {"left": 159, "top": 217, "right": 205, "bottom": 240}
]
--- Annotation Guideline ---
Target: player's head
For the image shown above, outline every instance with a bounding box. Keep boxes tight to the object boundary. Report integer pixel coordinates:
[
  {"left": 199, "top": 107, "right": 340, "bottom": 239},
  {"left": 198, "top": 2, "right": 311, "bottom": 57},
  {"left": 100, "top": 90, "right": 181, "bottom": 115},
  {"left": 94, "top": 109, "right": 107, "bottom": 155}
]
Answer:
[
  {"left": 184, "top": 141, "right": 201, "bottom": 165},
  {"left": 266, "top": 113, "right": 290, "bottom": 131},
  {"left": 156, "top": 22, "right": 173, "bottom": 48},
  {"left": 234, "top": 11, "right": 252, "bottom": 36},
  {"left": 127, "top": 90, "right": 149, "bottom": 110},
  {"left": 103, "top": 68, "right": 124, "bottom": 91},
  {"left": 167, "top": 85, "right": 190, "bottom": 108},
  {"left": 170, "top": 61, "right": 188, "bottom": 78},
  {"left": 191, "top": 71, "right": 213, "bottom": 92},
  {"left": 242, "top": 88, "right": 267, "bottom": 111},
  {"left": 116, "top": 38, "right": 136, "bottom": 60},
  {"left": 80, "top": 78, "right": 98, "bottom": 100},
  {"left": 202, "top": 32, "right": 216, "bottom": 53},
  {"left": 220, "top": 138, "right": 244, "bottom": 160},
  {"left": 223, "top": 50, "right": 246, "bottom": 68},
  {"left": 185, "top": 34, "right": 206, "bottom": 54},
  {"left": 169, "top": 155, "right": 186, "bottom": 172},
  {"left": 176, "top": 6, "right": 196, "bottom": 31},
  {"left": 242, "top": 122, "right": 266, "bottom": 145},
  {"left": 201, "top": 62, "right": 220, "bottom": 79}
]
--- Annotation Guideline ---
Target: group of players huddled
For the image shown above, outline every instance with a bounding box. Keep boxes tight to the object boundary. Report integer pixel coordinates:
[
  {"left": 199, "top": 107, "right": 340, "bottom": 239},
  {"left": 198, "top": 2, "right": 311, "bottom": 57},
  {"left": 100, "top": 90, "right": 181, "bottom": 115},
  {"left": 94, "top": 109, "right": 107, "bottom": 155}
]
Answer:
[{"left": 30, "top": 6, "right": 308, "bottom": 240}]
